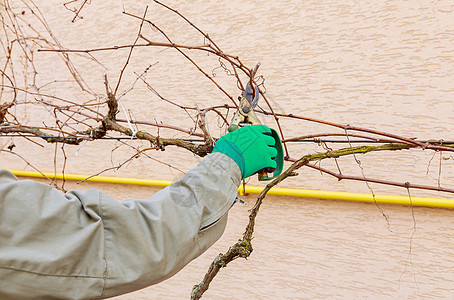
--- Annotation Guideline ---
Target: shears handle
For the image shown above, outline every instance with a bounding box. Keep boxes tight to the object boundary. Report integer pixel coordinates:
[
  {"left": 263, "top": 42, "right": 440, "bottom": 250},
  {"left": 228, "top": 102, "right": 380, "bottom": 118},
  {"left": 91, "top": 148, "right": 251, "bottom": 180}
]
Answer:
[
  {"left": 258, "top": 169, "right": 275, "bottom": 181},
  {"left": 257, "top": 128, "right": 284, "bottom": 181},
  {"left": 228, "top": 81, "right": 284, "bottom": 180},
  {"left": 228, "top": 123, "right": 283, "bottom": 180}
]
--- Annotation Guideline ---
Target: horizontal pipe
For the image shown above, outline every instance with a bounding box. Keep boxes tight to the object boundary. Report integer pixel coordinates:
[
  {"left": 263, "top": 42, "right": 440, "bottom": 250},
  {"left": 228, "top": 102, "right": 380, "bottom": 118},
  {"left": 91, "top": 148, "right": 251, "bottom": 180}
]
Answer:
[
  {"left": 241, "top": 185, "right": 454, "bottom": 209},
  {"left": 9, "top": 170, "right": 454, "bottom": 209},
  {"left": 9, "top": 170, "right": 173, "bottom": 187}
]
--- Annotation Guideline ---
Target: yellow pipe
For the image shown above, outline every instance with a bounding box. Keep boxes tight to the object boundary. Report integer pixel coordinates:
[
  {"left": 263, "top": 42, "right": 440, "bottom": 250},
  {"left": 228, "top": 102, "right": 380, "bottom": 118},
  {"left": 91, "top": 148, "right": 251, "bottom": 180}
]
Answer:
[
  {"left": 10, "top": 169, "right": 173, "bottom": 187},
  {"left": 9, "top": 169, "right": 454, "bottom": 209},
  {"left": 241, "top": 185, "right": 454, "bottom": 209}
]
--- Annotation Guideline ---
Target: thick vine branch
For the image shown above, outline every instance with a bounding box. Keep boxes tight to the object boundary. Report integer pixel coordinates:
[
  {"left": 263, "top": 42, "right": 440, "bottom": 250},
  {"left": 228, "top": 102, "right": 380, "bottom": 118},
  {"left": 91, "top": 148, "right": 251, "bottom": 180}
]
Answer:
[
  {"left": 191, "top": 141, "right": 453, "bottom": 298},
  {"left": 103, "top": 118, "right": 212, "bottom": 156},
  {"left": 0, "top": 124, "right": 83, "bottom": 144}
]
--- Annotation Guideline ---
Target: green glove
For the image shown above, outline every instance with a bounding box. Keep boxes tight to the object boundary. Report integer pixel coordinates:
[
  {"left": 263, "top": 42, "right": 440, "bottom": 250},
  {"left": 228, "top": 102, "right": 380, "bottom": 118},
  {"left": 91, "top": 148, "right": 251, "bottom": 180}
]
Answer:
[{"left": 213, "top": 125, "right": 278, "bottom": 179}]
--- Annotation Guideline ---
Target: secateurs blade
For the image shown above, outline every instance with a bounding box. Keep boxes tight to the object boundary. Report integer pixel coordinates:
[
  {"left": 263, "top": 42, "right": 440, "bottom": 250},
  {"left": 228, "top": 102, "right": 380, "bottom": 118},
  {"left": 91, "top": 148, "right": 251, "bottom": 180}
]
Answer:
[{"left": 227, "top": 74, "right": 284, "bottom": 181}]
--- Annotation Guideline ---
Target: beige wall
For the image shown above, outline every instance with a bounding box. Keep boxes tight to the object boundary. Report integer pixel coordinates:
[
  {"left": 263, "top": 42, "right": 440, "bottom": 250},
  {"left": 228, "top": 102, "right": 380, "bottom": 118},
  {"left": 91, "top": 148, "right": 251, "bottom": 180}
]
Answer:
[{"left": 2, "top": 1, "right": 454, "bottom": 298}]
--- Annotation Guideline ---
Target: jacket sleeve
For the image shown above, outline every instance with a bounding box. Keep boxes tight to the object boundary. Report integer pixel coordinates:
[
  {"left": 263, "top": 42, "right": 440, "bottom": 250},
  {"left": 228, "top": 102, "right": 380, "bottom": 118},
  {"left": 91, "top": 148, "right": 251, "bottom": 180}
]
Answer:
[{"left": 0, "top": 152, "right": 241, "bottom": 300}]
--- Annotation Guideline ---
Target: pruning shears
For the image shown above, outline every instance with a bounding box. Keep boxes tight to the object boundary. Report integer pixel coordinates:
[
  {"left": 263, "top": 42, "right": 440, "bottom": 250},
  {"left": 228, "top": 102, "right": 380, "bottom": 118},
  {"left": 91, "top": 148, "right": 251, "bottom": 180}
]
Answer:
[{"left": 228, "top": 78, "right": 284, "bottom": 181}]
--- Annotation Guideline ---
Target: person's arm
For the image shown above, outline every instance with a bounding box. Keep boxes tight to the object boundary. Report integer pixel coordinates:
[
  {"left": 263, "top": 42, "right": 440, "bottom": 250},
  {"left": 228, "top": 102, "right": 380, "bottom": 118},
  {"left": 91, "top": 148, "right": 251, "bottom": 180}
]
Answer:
[
  {"left": 0, "top": 125, "right": 278, "bottom": 299},
  {"left": 0, "top": 152, "right": 240, "bottom": 299}
]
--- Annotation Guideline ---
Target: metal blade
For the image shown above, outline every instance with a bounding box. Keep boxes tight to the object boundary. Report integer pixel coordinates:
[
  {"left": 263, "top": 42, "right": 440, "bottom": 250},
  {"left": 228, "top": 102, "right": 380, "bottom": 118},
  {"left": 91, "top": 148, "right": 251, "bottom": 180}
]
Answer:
[{"left": 242, "top": 82, "right": 259, "bottom": 108}]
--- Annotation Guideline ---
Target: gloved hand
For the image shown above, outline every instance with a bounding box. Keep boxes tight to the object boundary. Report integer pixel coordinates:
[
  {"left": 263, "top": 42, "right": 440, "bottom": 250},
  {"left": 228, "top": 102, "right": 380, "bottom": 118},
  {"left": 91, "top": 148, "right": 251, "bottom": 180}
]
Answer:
[{"left": 213, "top": 125, "right": 278, "bottom": 179}]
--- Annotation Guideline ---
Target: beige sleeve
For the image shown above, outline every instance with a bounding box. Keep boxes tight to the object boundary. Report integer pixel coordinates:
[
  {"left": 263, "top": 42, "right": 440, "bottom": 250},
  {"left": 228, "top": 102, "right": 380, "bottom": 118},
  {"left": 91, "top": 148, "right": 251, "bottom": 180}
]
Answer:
[{"left": 0, "top": 152, "right": 241, "bottom": 299}]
